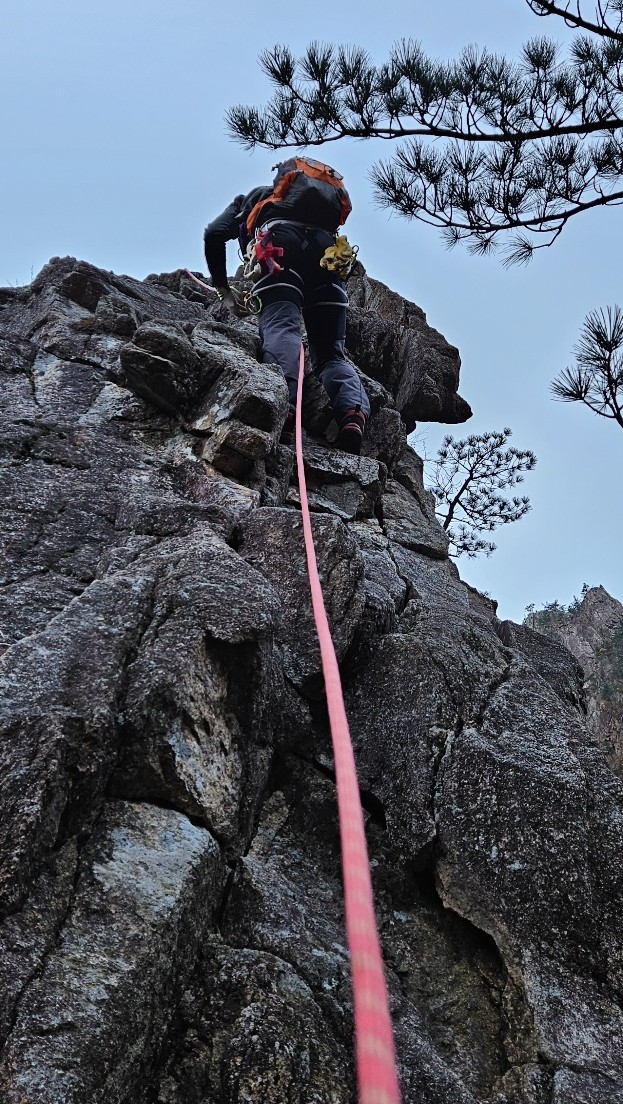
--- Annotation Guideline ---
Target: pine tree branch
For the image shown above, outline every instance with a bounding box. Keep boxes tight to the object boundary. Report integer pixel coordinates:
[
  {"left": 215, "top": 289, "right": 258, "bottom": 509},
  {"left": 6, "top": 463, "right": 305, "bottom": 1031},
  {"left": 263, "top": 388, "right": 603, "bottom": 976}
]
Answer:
[
  {"left": 442, "top": 474, "right": 473, "bottom": 529},
  {"left": 228, "top": 115, "right": 623, "bottom": 148},
  {"left": 227, "top": 17, "right": 623, "bottom": 259},
  {"left": 526, "top": 1, "right": 623, "bottom": 41},
  {"left": 390, "top": 183, "right": 623, "bottom": 238},
  {"left": 552, "top": 303, "right": 623, "bottom": 425}
]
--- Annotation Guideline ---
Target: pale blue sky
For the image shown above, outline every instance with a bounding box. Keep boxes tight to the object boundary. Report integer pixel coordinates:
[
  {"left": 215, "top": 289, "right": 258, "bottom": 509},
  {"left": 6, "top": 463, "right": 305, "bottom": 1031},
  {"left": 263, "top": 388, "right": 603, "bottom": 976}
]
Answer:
[{"left": 2, "top": 0, "right": 621, "bottom": 622}]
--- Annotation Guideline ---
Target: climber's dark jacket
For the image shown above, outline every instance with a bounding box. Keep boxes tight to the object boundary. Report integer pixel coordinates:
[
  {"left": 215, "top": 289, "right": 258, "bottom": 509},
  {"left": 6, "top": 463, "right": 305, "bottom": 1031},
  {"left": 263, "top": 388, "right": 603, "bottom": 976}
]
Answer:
[{"left": 203, "top": 187, "right": 271, "bottom": 287}]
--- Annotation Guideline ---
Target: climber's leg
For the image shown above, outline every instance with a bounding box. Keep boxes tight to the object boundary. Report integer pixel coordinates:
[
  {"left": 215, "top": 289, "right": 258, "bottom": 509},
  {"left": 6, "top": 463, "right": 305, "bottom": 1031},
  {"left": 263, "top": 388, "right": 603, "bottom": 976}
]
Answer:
[{"left": 303, "top": 277, "right": 369, "bottom": 453}]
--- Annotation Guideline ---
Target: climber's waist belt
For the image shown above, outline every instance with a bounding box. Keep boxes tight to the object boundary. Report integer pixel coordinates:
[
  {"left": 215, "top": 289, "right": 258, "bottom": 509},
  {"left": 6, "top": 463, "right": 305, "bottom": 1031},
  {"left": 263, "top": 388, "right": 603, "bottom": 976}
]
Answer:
[{"left": 257, "top": 219, "right": 335, "bottom": 236}]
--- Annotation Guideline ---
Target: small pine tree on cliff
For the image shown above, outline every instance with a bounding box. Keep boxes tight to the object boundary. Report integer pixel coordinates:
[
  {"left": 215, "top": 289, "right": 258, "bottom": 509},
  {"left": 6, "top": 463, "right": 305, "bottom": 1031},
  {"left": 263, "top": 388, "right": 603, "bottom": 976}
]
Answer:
[
  {"left": 227, "top": 1, "right": 623, "bottom": 432},
  {"left": 427, "top": 428, "right": 537, "bottom": 557}
]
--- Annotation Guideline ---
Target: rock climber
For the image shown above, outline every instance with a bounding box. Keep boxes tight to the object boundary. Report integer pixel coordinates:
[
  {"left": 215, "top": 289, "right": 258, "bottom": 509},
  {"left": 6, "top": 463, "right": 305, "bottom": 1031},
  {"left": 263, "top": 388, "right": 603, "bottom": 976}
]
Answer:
[{"left": 203, "top": 157, "right": 370, "bottom": 455}]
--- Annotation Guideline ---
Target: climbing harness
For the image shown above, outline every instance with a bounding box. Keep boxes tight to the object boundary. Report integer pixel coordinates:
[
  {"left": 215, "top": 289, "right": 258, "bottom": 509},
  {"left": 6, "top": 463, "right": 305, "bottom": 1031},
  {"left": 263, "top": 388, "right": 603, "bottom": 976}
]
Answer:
[
  {"left": 243, "top": 230, "right": 285, "bottom": 282},
  {"left": 242, "top": 225, "right": 358, "bottom": 317},
  {"left": 320, "top": 234, "right": 359, "bottom": 278},
  {"left": 249, "top": 228, "right": 284, "bottom": 277},
  {"left": 294, "top": 345, "right": 402, "bottom": 1104}
]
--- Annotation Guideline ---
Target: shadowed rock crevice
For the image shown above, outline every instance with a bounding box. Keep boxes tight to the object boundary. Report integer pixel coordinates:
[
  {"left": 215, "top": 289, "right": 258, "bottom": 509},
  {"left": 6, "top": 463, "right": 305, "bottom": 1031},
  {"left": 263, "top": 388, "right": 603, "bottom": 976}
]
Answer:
[
  {"left": 345, "top": 264, "right": 472, "bottom": 432},
  {"left": 1, "top": 257, "right": 622, "bottom": 1104},
  {"left": 0, "top": 840, "right": 80, "bottom": 1057},
  {"left": 216, "top": 755, "right": 529, "bottom": 1104}
]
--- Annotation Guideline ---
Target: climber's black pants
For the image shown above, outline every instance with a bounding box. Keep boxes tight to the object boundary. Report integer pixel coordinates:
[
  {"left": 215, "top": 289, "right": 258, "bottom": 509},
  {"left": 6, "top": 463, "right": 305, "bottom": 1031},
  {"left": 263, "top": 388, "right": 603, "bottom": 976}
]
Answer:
[{"left": 254, "top": 224, "right": 370, "bottom": 420}]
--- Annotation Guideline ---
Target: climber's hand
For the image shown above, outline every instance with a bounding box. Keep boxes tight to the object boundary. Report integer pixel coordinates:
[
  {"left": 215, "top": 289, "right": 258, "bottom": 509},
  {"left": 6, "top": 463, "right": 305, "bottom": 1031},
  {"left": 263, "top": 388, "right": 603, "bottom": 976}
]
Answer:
[
  {"left": 215, "top": 287, "right": 246, "bottom": 318},
  {"left": 215, "top": 287, "right": 237, "bottom": 316}
]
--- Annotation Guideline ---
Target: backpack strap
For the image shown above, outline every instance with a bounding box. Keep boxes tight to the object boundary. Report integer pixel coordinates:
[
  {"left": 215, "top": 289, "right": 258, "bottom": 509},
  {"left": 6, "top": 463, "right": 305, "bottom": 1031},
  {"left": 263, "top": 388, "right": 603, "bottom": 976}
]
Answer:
[{"left": 246, "top": 170, "right": 299, "bottom": 235}]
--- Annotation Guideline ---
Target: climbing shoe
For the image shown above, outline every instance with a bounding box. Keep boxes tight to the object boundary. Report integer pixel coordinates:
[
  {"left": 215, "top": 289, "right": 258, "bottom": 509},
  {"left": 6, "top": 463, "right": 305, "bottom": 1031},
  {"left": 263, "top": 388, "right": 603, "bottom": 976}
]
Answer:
[
  {"left": 336, "top": 409, "right": 366, "bottom": 455},
  {"left": 280, "top": 408, "right": 296, "bottom": 447}
]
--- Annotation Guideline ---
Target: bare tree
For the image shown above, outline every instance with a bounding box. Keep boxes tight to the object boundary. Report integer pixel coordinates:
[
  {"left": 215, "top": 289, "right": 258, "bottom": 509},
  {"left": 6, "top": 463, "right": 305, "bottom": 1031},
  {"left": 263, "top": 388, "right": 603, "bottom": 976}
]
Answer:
[{"left": 427, "top": 428, "right": 537, "bottom": 557}]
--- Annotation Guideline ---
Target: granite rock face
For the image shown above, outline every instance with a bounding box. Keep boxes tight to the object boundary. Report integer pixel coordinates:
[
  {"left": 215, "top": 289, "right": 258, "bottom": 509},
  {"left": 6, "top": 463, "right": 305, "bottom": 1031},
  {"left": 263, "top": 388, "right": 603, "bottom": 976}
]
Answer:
[
  {"left": 525, "top": 586, "right": 623, "bottom": 774},
  {"left": 345, "top": 264, "right": 472, "bottom": 432},
  {"left": 0, "top": 257, "right": 621, "bottom": 1104}
]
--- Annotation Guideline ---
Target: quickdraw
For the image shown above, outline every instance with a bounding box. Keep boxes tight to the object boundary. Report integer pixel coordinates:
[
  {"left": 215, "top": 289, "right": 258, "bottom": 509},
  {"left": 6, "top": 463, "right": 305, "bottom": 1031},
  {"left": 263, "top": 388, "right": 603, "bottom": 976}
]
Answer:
[{"left": 242, "top": 289, "right": 262, "bottom": 315}]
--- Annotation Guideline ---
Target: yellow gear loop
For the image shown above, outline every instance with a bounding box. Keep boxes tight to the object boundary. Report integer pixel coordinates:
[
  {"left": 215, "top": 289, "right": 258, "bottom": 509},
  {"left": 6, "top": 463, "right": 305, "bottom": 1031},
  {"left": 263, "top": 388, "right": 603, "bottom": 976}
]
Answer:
[{"left": 320, "top": 234, "right": 359, "bottom": 278}]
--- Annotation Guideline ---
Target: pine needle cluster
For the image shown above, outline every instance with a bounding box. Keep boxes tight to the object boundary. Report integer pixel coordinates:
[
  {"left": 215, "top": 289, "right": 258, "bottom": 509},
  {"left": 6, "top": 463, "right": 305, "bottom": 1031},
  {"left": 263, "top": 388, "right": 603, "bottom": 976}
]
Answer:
[
  {"left": 227, "top": 2, "right": 623, "bottom": 435},
  {"left": 551, "top": 304, "right": 623, "bottom": 424},
  {"left": 227, "top": 3, "right": 623, "bottom": 263}
]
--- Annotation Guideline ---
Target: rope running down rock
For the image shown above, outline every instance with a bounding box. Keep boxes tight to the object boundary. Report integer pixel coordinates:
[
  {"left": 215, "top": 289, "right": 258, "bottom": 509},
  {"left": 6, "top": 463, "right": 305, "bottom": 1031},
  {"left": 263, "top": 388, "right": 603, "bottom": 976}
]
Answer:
[{"left": 294, "top": 343, "right": 402, "bottom": 1104}]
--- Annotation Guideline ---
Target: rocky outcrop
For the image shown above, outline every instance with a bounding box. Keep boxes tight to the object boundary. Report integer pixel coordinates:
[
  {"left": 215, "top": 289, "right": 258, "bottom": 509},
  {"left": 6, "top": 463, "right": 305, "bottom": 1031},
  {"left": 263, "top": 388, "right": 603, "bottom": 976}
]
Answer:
[
  {"left": 524, "top": 586, "right": 623, "bottom": 773},
  {"left": 0, "top": 257, "right": 621, "bottom": 1104},
  {"left": 346, "top": 264, "right": 472, "bottom": 431}
]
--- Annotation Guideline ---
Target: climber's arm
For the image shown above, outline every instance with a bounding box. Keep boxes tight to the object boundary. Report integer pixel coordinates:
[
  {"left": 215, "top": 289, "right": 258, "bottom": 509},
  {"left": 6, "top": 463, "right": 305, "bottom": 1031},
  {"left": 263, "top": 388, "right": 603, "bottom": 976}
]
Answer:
[{"left": 203, "top": 195, "right": 245, "bottom": 289}]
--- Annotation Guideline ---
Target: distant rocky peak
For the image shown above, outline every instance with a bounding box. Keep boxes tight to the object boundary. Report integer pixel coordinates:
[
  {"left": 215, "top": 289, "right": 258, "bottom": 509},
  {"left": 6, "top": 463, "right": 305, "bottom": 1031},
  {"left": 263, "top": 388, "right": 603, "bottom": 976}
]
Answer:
[{"left": 526, "top": 585, "right": 623, "bottom": 771}]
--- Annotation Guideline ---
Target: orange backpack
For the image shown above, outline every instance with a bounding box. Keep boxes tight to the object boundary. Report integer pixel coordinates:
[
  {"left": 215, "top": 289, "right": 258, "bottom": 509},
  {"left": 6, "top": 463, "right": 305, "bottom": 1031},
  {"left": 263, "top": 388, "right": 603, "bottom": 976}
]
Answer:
[{"left": 246, "top": 157, "right": 352, "bottom": 235}]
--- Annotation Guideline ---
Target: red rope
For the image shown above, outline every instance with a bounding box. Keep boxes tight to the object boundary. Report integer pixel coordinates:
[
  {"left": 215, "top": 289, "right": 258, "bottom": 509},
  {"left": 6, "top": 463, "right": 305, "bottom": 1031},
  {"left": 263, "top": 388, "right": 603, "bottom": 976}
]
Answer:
[
  {"left": 183, "top": 268, "right": 218, "bottom": 292},
  {"left": 294, "top": 345, "right": 402, "bottom": 1104}
]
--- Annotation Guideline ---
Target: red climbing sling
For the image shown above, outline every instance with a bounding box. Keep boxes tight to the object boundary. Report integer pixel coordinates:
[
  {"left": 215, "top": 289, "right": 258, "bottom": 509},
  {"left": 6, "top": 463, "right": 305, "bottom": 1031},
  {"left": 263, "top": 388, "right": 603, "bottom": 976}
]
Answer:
[{"left": 294, "top": 346, "right": 402, "bottom": 1104}]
